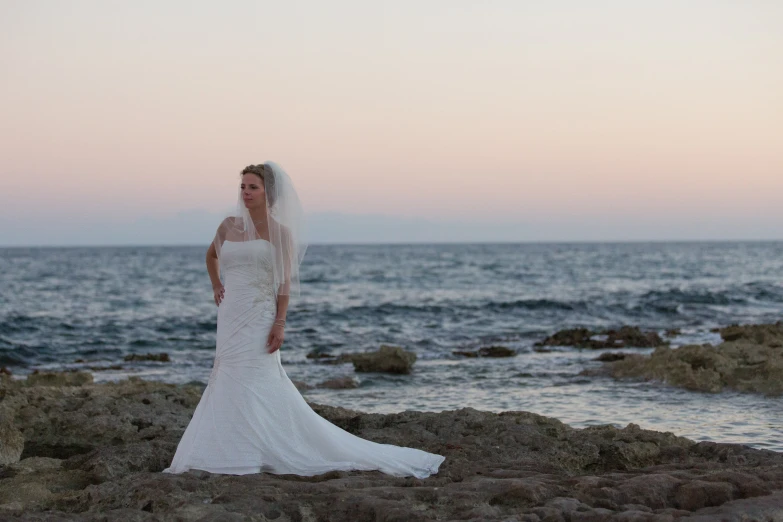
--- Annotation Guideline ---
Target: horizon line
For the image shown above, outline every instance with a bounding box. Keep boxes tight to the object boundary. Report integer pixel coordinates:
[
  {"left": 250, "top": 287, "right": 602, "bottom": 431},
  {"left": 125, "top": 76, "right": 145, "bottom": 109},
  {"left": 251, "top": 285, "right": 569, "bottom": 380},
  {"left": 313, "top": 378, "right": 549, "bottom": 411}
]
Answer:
[{"left": 2, "top": 238, "right": 783, "bottom": 249}]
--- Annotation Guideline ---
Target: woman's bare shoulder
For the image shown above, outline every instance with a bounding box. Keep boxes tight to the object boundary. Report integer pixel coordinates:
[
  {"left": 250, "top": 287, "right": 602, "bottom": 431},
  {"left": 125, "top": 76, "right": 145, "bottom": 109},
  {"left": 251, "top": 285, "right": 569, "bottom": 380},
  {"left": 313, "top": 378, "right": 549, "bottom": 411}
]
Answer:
[{"left": 218, "top": 216, "right": 241, "bottom": 229}]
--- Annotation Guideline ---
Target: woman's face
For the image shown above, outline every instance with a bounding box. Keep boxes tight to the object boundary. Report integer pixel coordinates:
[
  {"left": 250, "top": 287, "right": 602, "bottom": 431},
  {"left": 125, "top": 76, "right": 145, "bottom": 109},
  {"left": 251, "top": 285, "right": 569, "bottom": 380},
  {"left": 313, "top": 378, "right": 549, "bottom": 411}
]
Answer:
[{"left": 241, "top": 173, "right": 265, "bottom": 210}]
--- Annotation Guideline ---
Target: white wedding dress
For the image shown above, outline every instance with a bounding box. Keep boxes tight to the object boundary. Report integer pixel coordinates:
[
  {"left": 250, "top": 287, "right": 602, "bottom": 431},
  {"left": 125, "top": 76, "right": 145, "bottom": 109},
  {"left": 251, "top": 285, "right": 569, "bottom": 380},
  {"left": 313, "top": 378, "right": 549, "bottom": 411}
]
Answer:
[{"left": 162, "top": 239, "right": 445, "bottom": 478}]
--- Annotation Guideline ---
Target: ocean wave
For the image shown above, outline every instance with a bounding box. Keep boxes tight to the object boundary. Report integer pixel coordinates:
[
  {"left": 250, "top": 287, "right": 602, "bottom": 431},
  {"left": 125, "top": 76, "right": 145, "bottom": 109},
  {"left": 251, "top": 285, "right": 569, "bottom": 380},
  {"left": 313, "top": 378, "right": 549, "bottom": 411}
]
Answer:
[
  {"left": 487, "top": 299, "right": 583, "bottom": 312},
  {"left": 639, "top": 288, "right": 748, "bottom": 306},
  {"left": 331, "top": 298, "right": 584, "bottom": 317}
]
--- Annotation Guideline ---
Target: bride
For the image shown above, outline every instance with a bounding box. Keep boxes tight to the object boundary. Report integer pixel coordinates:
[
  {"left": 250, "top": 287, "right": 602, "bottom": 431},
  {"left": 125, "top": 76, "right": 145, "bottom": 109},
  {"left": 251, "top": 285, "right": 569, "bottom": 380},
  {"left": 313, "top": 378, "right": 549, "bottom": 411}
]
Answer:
[{"left": 162, "top": 162, "right": 445, "bottom": 478}]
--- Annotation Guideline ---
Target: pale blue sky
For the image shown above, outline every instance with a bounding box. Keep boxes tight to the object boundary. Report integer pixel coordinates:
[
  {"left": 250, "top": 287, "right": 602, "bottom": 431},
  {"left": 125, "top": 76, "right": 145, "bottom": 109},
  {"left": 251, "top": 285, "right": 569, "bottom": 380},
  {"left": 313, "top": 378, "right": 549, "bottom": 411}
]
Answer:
[{"left": 1, "top": 1, "right": 781, "bottom": 245}]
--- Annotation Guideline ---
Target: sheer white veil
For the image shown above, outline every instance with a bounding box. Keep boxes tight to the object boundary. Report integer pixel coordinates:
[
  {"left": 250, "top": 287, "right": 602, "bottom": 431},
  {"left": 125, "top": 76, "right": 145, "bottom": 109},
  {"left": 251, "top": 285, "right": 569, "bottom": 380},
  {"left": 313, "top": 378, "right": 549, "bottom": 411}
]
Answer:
[{"left": 212, "top": 162, "right": 308, "bottom": 301}]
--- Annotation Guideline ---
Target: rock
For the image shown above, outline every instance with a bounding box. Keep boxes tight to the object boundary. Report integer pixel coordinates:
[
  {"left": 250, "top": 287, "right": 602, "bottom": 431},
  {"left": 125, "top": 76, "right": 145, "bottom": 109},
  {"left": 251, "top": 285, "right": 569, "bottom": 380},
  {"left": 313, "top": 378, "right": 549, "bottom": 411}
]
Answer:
[
  {"left": 26, "top": 370, "right": 93, "bottom": 387},
  {"left": 0, "top": 481, "right": 54, "bottom": 508},
  {"left": 453, "top": 350, "right": 479, "bottom": 357},
  {"left": 595, "top": 352, "right": 628, "bottom": 362},
  {"left": 306, "top": 349, "right": 338, "bottom": 360},
  {"left": 479, "top": 346, "right": 516, "bottom": 357},
  {"left": 0, "top": 455, "right": 90, "bottom": 512},
  {"left": 291, "top": 379, "right": 313, "bottom": 391},
  {"left": 718, "top": 321, "right": 783, "bottom": 346},
  {"left": 345, "top": 345, "right": 417, "bottom": 374},
  {"left": 306, "top": 350, "right": 356, "bottom": 365},
  {"left": 675, "top": 480, "right": 735, "bottom": 511},
  {"left": 0, "top": 367, "right": 11, "bottom": 375},
  {"left": 536, "top": 327, "right": 665, "bottom": 350},
  {"left": 545, "top": 496, "right": 587, "bottom": 514},
  {"left": 0, "top": 410, "right": 24, "bottom": 465},
  {"left": 604, "top": 323, "right": 783, "bottom": 395},
  {"left": 685, "top": 490, "right": 783, "bottom": 521},
  {"left": 0, "top": 372, "right": 12, "bottom": 390},
  {"left": 8, "top": 457, "right": 62, "bottom": 474},
  {"left": 0, "top": 372, "right": 781, "bottom": 520},
  {"left": 453, "top": 346, "right": 516, "bottom": 358},
  {"left": 605, "top": 326, "right": 665, "bottom": 348},
  {"left": 64, "top": 441, "right": 176, "bottom": 482},
  {"left": 616, "top": 473, "right": 683, "bottom": 510},
  {"left": 535, "top": 327, "right": 593, "bottom": 348},
  {"left": 316, "top": 376, "right": 359, "bottom": 389},
  {"left": 123, "top": 353, "right": 171, "bottom": 362},
  {"left": 15, "top": 377, "right": 202, "bottom": 461}
]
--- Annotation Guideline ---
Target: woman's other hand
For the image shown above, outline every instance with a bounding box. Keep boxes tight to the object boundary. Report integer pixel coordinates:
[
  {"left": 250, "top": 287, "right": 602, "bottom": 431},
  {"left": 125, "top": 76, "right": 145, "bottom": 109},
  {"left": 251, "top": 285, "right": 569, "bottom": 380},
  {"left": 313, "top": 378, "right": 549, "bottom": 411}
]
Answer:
[
  {"left": 267, "top": 324, "right": 284, "bottom": 353},
  {"left": 213, "top": 284, "right": 225, "bottom": 306}
]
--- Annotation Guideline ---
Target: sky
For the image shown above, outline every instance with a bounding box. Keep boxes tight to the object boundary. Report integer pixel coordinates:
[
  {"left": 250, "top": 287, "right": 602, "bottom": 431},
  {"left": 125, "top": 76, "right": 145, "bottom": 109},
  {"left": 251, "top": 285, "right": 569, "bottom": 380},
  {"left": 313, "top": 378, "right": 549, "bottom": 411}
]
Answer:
[{"left": 1, "top": 0, "right": 782, "bottom": 245}]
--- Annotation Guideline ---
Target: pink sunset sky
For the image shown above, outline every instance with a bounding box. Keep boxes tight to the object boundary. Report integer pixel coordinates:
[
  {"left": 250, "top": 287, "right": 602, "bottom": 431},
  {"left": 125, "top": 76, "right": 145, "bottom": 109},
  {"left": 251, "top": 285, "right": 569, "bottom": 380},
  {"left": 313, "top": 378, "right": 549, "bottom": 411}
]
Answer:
[{"left": 1, "top": 1, "right": 781, "bottom": 245}]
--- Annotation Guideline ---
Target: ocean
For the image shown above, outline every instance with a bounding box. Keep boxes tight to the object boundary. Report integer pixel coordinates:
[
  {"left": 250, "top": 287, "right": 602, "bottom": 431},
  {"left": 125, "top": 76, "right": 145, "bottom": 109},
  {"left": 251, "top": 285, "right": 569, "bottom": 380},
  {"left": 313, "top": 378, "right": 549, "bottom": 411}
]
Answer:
[{"left": 2, "top": 241, "right": 782, "bottom": 451}]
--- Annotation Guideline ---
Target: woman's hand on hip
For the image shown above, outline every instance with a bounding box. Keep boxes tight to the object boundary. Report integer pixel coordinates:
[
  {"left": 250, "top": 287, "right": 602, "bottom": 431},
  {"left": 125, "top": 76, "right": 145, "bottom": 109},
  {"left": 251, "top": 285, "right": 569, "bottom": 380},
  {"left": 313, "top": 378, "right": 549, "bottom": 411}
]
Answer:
[
  {"left": 213, "top": 284, "right": 225, "bottom": 306},
  {"left": 267, "top": 324, "right": 284, "bottom": 353}
]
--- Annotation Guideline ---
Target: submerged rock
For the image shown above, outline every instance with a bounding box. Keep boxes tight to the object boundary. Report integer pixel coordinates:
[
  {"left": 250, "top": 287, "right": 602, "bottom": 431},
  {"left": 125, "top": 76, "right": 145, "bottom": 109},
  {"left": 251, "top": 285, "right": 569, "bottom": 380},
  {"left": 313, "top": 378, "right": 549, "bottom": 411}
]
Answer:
[
  {"left": 595, "top": 352, "right": 629, "bottom": 362},
  {"left": 317, "top": 376, "right": 359, "bottom": 389},
  {"left": 535, "top": 327, "right": 593, "bottom": 347},
  {"left": 536, "top": 326, "right": 666, "bottom": 349},
  {"left": 123, "top": 353, "right": 171, "bottom": 362},
  {"left": 452, "top": 350, "right": 479, "bottom": 357},
  {"left": 305, "top": 350, "right": 337, "bottom": 360},
  {"left": 604, "top": 322, "right": 783, "bottom": 395},
  {"left": 0, "top": 371, "right": 781, "bottom": 520},
  {"left": 306, "top": 350, "right": 357, "bottom": 365},
  {"left": 454, "top": 346, "right": 516, "bottom": 358}
]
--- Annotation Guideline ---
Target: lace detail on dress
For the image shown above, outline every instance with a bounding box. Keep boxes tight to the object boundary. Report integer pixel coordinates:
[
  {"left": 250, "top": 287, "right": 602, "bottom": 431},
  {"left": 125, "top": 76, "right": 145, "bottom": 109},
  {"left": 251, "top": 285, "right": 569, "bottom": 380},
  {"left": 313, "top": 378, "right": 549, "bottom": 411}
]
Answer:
[{"left": 251, "top": 254, "right": 276, "bottom": 306}]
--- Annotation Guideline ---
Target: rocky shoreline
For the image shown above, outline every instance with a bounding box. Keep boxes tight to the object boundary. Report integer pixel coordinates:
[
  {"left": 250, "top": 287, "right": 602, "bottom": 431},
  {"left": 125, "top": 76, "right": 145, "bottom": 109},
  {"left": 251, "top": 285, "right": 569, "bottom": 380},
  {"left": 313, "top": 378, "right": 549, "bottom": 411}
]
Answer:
[{"left": 1, "top": 369, "right": 782, "bottom": 521}]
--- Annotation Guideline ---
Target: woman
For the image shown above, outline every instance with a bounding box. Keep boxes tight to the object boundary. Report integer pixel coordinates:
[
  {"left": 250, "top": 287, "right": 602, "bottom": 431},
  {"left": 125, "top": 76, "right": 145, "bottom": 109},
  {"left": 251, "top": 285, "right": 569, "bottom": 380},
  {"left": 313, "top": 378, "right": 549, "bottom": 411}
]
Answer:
[{"left": 162, "top": 162, "right": 445, "bottom": 478}]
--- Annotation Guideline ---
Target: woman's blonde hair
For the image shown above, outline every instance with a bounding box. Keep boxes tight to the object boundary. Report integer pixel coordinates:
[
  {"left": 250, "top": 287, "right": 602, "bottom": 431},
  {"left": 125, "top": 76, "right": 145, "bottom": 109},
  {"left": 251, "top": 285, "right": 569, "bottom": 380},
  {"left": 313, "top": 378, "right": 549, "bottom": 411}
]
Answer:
[{"left": 240, "top": 164, "right": 277, "bottom": 206}]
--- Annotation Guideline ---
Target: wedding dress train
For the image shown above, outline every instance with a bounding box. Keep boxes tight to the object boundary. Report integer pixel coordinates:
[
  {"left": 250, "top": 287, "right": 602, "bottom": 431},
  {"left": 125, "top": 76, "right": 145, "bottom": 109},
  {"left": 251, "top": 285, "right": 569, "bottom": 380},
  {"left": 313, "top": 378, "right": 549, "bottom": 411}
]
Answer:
[{"left": 162, "top": 239, "right": 445, "bottom": 478}]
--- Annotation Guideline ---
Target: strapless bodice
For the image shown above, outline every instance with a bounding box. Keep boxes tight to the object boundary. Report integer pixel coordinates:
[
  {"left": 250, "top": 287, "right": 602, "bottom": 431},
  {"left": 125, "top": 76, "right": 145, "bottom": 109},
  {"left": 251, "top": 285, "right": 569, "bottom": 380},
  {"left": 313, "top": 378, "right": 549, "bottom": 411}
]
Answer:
[{"left": 220, "top": 239, "right": 276, "bottom": 308}]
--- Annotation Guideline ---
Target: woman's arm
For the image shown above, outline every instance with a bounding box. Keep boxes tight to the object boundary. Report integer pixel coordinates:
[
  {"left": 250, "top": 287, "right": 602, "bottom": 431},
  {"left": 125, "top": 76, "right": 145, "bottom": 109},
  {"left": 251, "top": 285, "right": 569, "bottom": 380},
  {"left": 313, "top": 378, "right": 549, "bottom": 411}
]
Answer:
[
  {"left": 267, "top": 227, "right": 293, "bottom": 352},
  {"left": 274, "top": 226, "right": 293, "bottom": 323},
  {"left": 275, "top": 294, "right": 289, "bottom": 323},
  {"left": 206, "top": 241, "right": 224, "bottom": 305},
  {"left": 267, "top": 281, "right": 289, "bottom": 353}
]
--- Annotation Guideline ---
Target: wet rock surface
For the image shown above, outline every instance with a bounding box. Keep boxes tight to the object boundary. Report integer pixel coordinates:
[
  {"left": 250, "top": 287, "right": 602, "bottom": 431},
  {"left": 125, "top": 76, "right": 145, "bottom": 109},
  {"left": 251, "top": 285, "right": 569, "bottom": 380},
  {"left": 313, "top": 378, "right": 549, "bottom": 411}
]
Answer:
[
  {"left": 123, "top": 353, "right": 171, "bottom": 363},
  {"left": 316, "top": 376, "right": 359, "bottom": 389},
  {"left": 537, "top": 326, "right": 667, "bottom": 350},
  {"left": 306, "top": 345, "right": 417, "bottom": 373},
  {"left": 595, "top": 352, "right": 630, "bottom": 363},
  {"left": 604, "top": 322, "right": 783, "bottom": 395},
  {"left": 0, "top": 372, "right": 781, "bottom": 520},
  {"left": 453, "top": 346, "right": 517, "bottom": 358},
  {"left": 341, "top": 344, "right": 417, "bottom": 374}
]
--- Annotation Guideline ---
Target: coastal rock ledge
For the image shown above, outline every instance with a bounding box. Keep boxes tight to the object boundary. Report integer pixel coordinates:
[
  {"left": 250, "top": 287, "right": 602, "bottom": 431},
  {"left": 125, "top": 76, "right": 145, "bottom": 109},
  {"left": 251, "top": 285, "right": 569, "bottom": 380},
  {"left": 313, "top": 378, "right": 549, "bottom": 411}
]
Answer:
[
  {"left": 602, "top": 322, "right": 783, "bottom": 395},
  {"left": 0, "top": 373, "right": 782, "bottom": 521}
]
